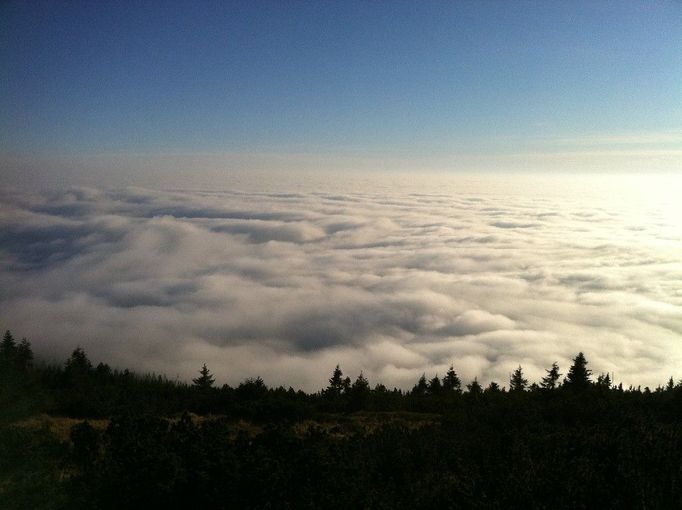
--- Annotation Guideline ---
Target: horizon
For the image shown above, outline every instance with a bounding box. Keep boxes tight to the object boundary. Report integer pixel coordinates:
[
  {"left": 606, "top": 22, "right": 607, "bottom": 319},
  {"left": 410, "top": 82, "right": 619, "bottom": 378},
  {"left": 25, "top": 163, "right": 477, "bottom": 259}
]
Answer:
[{"left": 1, "top": 2, "right": 681, "bottom": 392}]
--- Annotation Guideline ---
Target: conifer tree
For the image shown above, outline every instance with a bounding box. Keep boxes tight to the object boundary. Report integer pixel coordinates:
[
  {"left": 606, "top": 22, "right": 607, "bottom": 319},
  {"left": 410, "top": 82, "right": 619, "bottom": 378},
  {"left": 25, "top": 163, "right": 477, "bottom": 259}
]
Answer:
[
  {"left": 16, "top": 338, "right": 33, "bottom": 370},
  {"left": 540, "top": 362, "right": 561, "bottom": 390},
  {"left": 564, "top": 352, "right": 592, "bottom": 391},
  {"left": 0, "top": 330, "right": 17, "bottom": 361},
  {"left": 412, "top": 373, "right": 428, "bottom": 396},
  {"left": 486, "top": 381, "right": 501, "bottom": 393},
  {"left": 443, "top": 365, "right": 462, "bottom": 393},
  {"left": 509, "top": 366, "right": 528, "bottom": 392},
  {"left": 192, "top": 364, "right": 215, "bottom": 390},
  {"left": 327, "top": 365, "right": 345, "bottom": 396},
  {"left": 428, "top": 375, "right": 442, "bottom": 395},
  {"left": 467, "top": 378, "right": 482, "bottom": 395},
  {"left": 65, "top": 347, "right": 92, "bottom": 374}
]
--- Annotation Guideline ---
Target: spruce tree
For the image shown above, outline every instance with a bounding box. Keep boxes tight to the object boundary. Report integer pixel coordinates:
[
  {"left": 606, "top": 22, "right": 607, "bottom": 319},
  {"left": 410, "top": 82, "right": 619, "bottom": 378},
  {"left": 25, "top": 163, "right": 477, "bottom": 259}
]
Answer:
[
  {"left": 564, "top": 352, "right": 592, "bottom": 391},
  {"left": 412, "top": 374, "right": 428, "bottom": 396},
  {"left": 540, "top": 362, "right": 561, "bottom": 390},
  {"left": 0, "top": 330, "right": 17, "bottom": 362},
  {"left": 16, "top": 338, "right": 33, "bottom": 370},
  {"left": 443, "top": 365, "right": 462, "bottom": 393},
  {"left": 428, "top": 375, "right": 442, "bottom": 395},
  {"left": 467, "top": 378, "right": 482, "bottom": 395},
  {"left": 327, "top": 365, "right": 345, "bottom": 396},
  {"left": 192, "top": 364, "right": 215, "bottom": 390},
  {"left": 509, "top": 366, "right": 528, "bottom": 392}
]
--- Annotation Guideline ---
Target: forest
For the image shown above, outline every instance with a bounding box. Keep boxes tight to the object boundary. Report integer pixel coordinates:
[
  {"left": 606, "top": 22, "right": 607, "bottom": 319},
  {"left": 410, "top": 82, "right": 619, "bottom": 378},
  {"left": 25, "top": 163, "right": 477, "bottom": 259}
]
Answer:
[{"left": 2, "top": 328, "right": 682, "bottom": 509}]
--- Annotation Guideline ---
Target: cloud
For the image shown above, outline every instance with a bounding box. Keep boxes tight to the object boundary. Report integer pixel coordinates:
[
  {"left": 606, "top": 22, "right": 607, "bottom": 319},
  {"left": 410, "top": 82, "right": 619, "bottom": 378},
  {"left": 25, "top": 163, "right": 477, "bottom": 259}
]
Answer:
[{"left": 1, "top": 174, "right": 681, "bottom": 390}]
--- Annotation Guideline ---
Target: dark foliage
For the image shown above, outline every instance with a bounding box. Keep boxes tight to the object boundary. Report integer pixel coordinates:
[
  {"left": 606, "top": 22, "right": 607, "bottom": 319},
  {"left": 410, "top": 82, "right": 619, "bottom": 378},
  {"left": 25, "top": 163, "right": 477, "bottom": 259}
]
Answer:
[{"left": 3, "top": 328, "right": 682, "bottom": 509}]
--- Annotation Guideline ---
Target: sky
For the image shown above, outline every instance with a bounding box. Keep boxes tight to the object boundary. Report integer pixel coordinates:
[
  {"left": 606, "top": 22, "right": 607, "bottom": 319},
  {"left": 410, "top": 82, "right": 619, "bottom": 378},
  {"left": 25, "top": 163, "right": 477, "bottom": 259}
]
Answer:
[
  {"left": 1, "top": 0, "right": 681, "bottom": 182},
  {"left": 1, "top": 2, "right": 681, "bottom": 390}
]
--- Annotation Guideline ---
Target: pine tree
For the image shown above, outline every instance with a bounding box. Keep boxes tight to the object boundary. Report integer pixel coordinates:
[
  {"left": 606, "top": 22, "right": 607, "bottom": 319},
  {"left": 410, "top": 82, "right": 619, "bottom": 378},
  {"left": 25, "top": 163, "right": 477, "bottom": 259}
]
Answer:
[
  {"left": 596, "top": 373, "right": 612, "bottom": 389},
  {"left": 564, "top": 352, "right": 592, "bottom": 391},
  {"left": 16, "top": 338, "right": 33, "bottom": 370},
  {"left": 467, "top": 378, "right": 482, "bottom": 395},
  {"left": 667, "top": 377, "right": 675, "bottom": 392},
  {"left": 486, "top": 381, "right": 501, "bottom": 393},
  {"left": 327, "top": 365, "right": 345, "bottom": 396},
  {"left": 65, "top": 347, "right": 92, "bottom": 374},
  {"left": 412, "top": 374, "right": 428, "bottom": 396},
  {"left": 443, "top": 365, "right": 462, "bottom": 393},
  {"left": 192, "top": 364, "right": 215, "bottom": 390},
  {"left": 540, "top": 362, "right": 561, "bottom": 390},
  {"left": 0, "top": 330, "right": 17, "bottom": 362},
  {"left": 348, "top": 372, "right": 370, "bottom": 411},
  {"left": 509, "top": 366, "right": 528, "bottom": 392},
  {"left": 428, "top": 375, "right": 442, "bottom": 395}
]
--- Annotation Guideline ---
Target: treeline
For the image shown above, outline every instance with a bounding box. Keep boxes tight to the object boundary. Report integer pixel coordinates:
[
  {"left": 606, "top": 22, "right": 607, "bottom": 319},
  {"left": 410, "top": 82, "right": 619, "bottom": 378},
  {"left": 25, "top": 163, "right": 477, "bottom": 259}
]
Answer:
[
  {"left": 3, "top": 329, "right": 682, "bottom": 422},
  {"left": 4, "top": 328, "right": 682, "bottom": 508}
]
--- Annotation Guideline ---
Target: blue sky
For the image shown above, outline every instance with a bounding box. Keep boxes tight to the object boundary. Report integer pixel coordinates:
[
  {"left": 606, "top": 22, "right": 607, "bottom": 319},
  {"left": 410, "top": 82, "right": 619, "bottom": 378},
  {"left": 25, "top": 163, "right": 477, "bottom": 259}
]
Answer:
[{"left": 1, "top": 1, "right": 680, "bottom": 176}]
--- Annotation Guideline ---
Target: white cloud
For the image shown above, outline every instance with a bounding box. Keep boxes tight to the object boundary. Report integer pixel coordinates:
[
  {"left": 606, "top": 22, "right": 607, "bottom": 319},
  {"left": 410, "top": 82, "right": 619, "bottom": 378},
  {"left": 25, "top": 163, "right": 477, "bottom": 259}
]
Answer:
[{"left": 1, "top": 173, "right": 681, "bottom": 390}]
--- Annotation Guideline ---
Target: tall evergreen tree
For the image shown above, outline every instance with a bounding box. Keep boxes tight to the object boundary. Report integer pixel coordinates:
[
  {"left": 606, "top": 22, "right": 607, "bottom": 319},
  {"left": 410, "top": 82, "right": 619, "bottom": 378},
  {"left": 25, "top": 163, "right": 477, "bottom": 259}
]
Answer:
[
  {"left": 443, "top": 365, "right": 462, "bottom": 393},
  {"left": 327, "top": 365, "right": 345, "bottom": 396},
  {"left": 540, "top": 362, "right": 561, "bottom": 390},
  {"left": 65, "top": 347, "right": 92, "bottom": 374},
  {"left": 0, "top": 330, "right": 17, "bottom": 361},
  {"left": 467, "top": 378, "right": 482, "bottom": 395},
  {"left": 192, "top": 364, "right": 215, "bottom": 390},
  {"left": 16, "top": 338, "right": 33, "bottom": 370},
  {"left": 486, "top": 381, "right": 501, "bottom": 393},
  {"left": 428, "top": 375, "right": 442, "bottom": 395},
  {"left": 412, "top": 374, "right": 428, "bottom": 396},
  {"left": 348, "top": 372, "right": 370, "bottom": 410},
  {"left": 564, "top": 352, "right": 592, "bottom": 391},
  {"left": 509, "top": 366, "right": 528, "bottom": 392}
]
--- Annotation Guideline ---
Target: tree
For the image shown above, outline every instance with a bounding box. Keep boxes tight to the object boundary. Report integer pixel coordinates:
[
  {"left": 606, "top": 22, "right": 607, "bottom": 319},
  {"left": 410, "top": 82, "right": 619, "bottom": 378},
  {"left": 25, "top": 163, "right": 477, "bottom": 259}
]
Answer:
[
  {"left": 540, "top": 362, "right": 561, "bottom": 390},
  {"left": 412, "top": 374, "right": 428, "bottom": 396},
  {"left": 348, "top": 372, "right": 370, "bottom": 411},
  {"left": 667, "top": 377, "right": 675, "bottom": 392},
  {"left": 564, "top": 352, "right": 592, "bottom": 391},
  {"left": 16, "top": 338, "right": 33, "bottom": 370},
  {"left": 65, "top": 347, "right": 92, "bottom": 375},
  {"left": 443, "top": 366, "right": 462, "bottom": 393},
  {"left": 327, "top": 365, "right": 345, "bottom": 396},
  {"left": 428, "top": 375, "right": 442, "bottom": 395},
  {"left": 0, "top": 330, "right": 17, "bottom": 361},
  {"left": 486, "top": 381, "right": 501, "bottom": 393},
  {"left": 467, "top": 378, "right": 482, "bottom": 395},
  {"left": 192, "top": 364, "right": 215, "bottom": 390},
  {"left": 596, "top": 373, "right": 612, "bottom": 390},
  {"left": 509, "top": 366, "right": 528, "bottom": 392}
]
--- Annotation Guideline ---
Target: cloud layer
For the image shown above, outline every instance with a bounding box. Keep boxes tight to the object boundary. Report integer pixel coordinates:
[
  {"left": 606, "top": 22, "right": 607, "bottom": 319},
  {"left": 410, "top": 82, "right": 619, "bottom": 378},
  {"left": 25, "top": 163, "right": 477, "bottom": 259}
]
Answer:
[{"left": 1, "top": 173, "right": 681, "bottom": 390}]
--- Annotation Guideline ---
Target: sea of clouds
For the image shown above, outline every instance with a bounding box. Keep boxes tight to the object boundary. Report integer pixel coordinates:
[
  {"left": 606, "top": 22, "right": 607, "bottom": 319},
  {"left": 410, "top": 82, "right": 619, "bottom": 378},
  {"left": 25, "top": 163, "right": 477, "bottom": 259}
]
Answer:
[{"left": 1, "top": 172, "right": 680, "bottom": 390}]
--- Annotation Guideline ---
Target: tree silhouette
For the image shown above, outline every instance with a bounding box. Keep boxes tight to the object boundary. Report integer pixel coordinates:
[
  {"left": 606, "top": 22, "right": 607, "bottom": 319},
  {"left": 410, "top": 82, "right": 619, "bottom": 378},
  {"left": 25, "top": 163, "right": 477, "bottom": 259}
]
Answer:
[
  {"left": 348, "top": 372, "right": 370, "bottom": 411},
  {"left": 509, "top": 366, "right": 528, "bottom": 392},
  {"left": 65, "top": 347, "right": 92, "bottom": 375},
  {"left": 15, "top": 338, "right": 33, "bottom": 370},
  {"left": 467, "top": 378, "right": 482, "bottom": 395},
  {"left": 0, "top": 330, "right": 17, "bottom": 361},
  {"left": 192, "top": 364, "right": 215, "bottom": 390},
  {"left": 564, "top": 352, "right": 592, "bottom": 391},
  {"left": 327, "top": 365, "right": 345, "bottom": 396},
  {"left": 540, "top": 362, "right": 561, "bottom": 390},
  {"left": 596, "top": 373, "right": 612, "bottom": 389},
  {"left": 443, "top": 365, "right": 462, "bottom": 393},
  {"left": 486, "top": 381, "right": 501, "bottom": 393},
  {"left": 412, "top": 374, "right": 428, "bottom": 396},
  {"left": 428, "top": 375, "right": 442, "bottom": 395}
]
